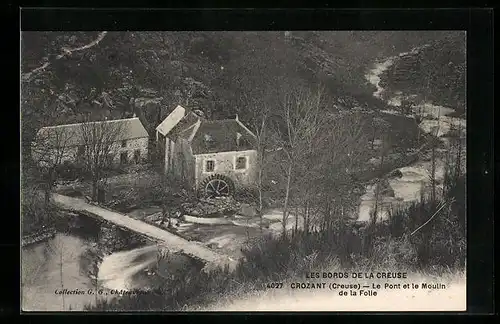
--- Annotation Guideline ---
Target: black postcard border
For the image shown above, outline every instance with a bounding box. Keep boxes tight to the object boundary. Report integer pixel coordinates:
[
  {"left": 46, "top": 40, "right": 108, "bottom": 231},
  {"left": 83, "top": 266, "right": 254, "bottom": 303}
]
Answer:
[{"left": 8, "top": 7, "right": 495, "bottom": 319}]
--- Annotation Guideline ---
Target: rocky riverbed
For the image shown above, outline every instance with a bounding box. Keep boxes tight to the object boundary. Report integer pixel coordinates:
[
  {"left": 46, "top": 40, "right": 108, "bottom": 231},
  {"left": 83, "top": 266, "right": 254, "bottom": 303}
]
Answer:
[{"left": 361, "top": 45, "right": 466, "bottom": 222}]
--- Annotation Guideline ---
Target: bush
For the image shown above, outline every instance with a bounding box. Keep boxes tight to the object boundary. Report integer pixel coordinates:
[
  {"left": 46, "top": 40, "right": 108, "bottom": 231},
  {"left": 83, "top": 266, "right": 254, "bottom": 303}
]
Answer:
[
  {"left": 21, "top": 184, "right": 53, "bottom": 234},
  {"left": 87, "top": 175, "right": 465, "bottom": 311},
  {"left": 55, "top": 161, "right": 87, "bottom": 181}
]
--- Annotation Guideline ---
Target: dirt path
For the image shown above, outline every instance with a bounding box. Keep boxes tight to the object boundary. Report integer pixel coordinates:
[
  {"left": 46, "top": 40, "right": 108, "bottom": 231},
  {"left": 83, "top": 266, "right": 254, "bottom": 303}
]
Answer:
[{"left": 51, "top": 193, "right": 238, "bottom": 272}]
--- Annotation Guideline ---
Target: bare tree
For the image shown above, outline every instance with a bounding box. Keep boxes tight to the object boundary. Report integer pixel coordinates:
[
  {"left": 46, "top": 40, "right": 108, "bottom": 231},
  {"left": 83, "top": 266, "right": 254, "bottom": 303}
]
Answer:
[
  {"left": 238, "top": 85, "right": 277, "bottom": 232},
  {"left": 372, "top": 132, "right": 392, "bottom": 223},
  {"left": 370, "top": 116, "right": 390, "bottom": 151},
  {"left": 272, "top": 86, "right": 325, "bottom": 237},
  {"left": 31, "top": 126, "right": 76, "bottom": 209},
  {"left": 429, "top": 136, "right": 440, "bottom": 204},
  {"left": 316, "top": 111, "right": 370, "bottom": 228},
  {"left": 80, "top": 118, "right": 125, "bottom": 201},
  {"left": 250, "top": 104, "right": 271, "bottom": 232}
]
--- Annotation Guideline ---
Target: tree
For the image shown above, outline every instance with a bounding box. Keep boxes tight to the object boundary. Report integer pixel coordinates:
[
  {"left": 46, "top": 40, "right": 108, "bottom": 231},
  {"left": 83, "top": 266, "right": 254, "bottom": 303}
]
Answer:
[
  {"left": 21, "top": 183, "right": 49, "bottom": 234},
  {"left": 272, "top": 85, "right": 326, "bottom": 237},
  {"left": 372, "top": 131, "right": 392, "bottom": 223},
  {"left": 314, "top": 111, "right": 369, "bottom": 231},
  {"left": 31, "top": 125, "right": 76, "bottom": 210},
  {"left": 370, "top": 116, "right": 390, "bottom": 151},
  {"left": 80, "top": 118, "right": 125, "bottom": 201},
  {"left": 21, "top": 32, "right": 113, "bottom": 169},
  {"left": 251, "top": 107, "right": 270, "bottom": 231}
]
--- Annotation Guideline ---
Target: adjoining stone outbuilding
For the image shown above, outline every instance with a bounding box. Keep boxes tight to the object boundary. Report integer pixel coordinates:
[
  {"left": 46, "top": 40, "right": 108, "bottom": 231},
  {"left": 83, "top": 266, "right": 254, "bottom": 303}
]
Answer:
[{"left": 32, "top": 117, "right": 149, "bottom": 168}]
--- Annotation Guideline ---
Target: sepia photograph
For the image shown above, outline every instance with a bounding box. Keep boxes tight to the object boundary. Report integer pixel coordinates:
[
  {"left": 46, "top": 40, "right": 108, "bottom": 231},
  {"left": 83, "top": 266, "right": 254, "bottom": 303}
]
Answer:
[{"left": 21, "top": 31, "right": 466, "bottom": 312}]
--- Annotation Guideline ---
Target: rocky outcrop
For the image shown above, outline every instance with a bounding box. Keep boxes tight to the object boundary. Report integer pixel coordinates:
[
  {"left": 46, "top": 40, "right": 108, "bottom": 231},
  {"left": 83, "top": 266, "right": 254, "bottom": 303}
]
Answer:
[
  {"left": 22, "top": 227, "right": 56, "bottom": 247},
  {"left": 98, "top": 223, "right": 148, "bottom": 254},
  {"left": 180, "top": 197, "right": 241, "bottom": 217}
]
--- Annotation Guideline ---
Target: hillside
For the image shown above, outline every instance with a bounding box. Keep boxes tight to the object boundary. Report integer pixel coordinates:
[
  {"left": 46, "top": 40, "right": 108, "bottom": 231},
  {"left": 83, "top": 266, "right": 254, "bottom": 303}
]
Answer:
[
  {"left": 21, "top": 31, "right": 459, "bottom": 162},
  {"left": 378, "top": 32, "right": 466, "bottom": 112}
]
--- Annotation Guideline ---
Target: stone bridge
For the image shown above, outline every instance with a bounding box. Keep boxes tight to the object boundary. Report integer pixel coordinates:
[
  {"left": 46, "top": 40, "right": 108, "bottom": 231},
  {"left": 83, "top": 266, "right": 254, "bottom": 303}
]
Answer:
[{"left": 52, "top": 193, "right": 238, "bottom": 272}]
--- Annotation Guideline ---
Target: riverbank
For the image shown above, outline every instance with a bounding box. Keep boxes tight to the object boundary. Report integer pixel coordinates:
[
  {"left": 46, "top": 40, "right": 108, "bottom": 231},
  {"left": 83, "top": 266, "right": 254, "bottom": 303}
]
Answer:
[
  {"left": 360, "top": 44, "right": 466, "bottom": 222},
  {"left": 21, "top": 208, "right": 159, "bottom": 311},
  {"left": 87, "top": 194, "right": 466, "bottom": 312},
  {"left": 22, "top": 226, "right": 57, "bottom": 247}
]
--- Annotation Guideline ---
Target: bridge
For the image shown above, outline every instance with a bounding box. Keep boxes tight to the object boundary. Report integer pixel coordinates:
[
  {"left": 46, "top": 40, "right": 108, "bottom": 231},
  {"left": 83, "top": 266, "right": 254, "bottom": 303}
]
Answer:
[{"left": 51, "top": 193, "right": 238, "bottom": 272}]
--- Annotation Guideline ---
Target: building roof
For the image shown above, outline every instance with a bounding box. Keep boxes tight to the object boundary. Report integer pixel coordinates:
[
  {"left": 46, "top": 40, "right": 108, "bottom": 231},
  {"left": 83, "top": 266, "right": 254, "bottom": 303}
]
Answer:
[
  {"left": 168, "top": 111, "right": 201, "bottom": 140},
  {"left": 35, "top": 117, "right": 149, "bottom": 147},
  {"left": 156, "top": 105, "right": 258, "bottom": 154},
  {"left": 188, "top": 119, "right": 257, "bottom": 154},
  {"left": 155, "top": 105, "right": 186, "bottom": 136}
]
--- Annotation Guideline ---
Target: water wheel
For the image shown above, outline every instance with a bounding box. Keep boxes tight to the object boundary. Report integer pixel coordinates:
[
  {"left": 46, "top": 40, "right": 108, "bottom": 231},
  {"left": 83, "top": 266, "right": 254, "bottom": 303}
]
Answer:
[{"left": 200, "top": 174, "right": 234, "bottom": 198}]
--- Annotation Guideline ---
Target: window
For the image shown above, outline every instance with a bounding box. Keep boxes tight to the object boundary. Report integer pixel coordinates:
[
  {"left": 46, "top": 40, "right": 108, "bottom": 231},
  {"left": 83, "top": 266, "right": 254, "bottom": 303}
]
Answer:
[
  {"left": 235, "top": 156, "right": 247, "bottom": 170},
  {"left": 205, "top": 160, "right": 215, "bottom": 173},
  {"left": 120, "top": 152, "right": 128, "bottom": 165},
  {"left": 134, "top": 149, "right": 141, "bottom": 164},
  {"left": 121, "top": 140, "right": 127, "bottom": 148}
]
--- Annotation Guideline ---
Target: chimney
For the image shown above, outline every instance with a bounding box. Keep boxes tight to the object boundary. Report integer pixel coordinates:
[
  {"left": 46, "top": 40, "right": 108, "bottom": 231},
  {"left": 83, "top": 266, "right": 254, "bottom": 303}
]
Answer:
[
  {"left": 132, "top": 113, "right": 137, "bottom": 118},
  {"left": 236, "top": 132, "right": 242, "bottom": 147}
]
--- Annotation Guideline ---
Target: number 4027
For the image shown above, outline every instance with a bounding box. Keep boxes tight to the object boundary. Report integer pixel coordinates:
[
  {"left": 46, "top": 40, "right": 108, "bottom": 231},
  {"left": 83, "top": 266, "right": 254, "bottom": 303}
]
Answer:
[{"left": 266, "top": 282, "right": 283, "bottom": 289}]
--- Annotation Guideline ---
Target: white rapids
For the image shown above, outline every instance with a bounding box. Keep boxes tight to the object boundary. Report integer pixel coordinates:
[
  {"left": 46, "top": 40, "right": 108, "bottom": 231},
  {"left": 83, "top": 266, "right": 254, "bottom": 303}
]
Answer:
[{"left": 361, "top": 45, "right": 466, "bottom": 222}]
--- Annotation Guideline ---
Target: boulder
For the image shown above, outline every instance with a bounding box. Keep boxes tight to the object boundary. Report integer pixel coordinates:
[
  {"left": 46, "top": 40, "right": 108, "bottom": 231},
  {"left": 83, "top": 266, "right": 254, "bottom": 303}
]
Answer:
[
  {"left": 388, "top": 169, "right": 403, "bottom": 179},
  {"left": 239, "top": 203, "right": 258, "bottom": 217},
  {"left": 206, "top": 242, "right": 218, "bottom": 249},
  {"left": 145, "top": 212, "right": 163, "bottom": 223}
]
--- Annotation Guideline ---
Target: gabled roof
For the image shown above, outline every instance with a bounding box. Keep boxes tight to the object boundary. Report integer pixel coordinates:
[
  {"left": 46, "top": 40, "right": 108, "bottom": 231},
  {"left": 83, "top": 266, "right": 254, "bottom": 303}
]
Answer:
[
  {"left": 35, "top": 118, "right": 149, "bottom": 147},
  {"left": 168, "top": 111, "right": 201, "bottom": 140},
  {"left": 188, "top": 119, "right": 257, "bottom": 155},
  {"left": 157, "top": 106, "right": 257, "bottom": 154}
]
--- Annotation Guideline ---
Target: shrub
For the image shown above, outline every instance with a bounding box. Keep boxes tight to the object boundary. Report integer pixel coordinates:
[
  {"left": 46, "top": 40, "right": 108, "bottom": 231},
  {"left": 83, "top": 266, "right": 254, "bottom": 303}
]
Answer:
[{"left": 87, "top": 175, "right": 465, "bottom": 311}]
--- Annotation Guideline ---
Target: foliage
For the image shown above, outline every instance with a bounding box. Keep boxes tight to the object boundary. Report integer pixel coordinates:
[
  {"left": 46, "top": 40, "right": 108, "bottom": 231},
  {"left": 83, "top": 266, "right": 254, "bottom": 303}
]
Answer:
[
  {"left": 21, "top": 184, "right": 55, "bottom": 234},
  {"left": 380, "top": 32, "right": 466, "bottom": 111},
  {"left": 86, "top": 164, "right": 465, "bottom": 311},
  {"left": 21, "top": 31, "right": 456, "bottom": 160}
]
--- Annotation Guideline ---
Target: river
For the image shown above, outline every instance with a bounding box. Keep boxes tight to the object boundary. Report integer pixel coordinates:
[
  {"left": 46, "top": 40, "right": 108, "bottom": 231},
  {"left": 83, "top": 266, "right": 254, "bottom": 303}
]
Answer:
[
  {"left": 22, "top": 231, "right": 101, "bottom": 311},
  {"left": 21, "top": 224, "right": 167, "bottom": 311},
  {"left": 360, "top": 45, "right": 466, "bottom": 222}
]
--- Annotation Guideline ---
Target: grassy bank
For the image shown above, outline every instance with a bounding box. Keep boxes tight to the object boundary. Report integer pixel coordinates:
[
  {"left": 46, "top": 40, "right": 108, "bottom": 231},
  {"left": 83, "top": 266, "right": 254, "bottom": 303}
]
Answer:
[{"left": 86, "top": 173, "right": 465, "bottom": 311}]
